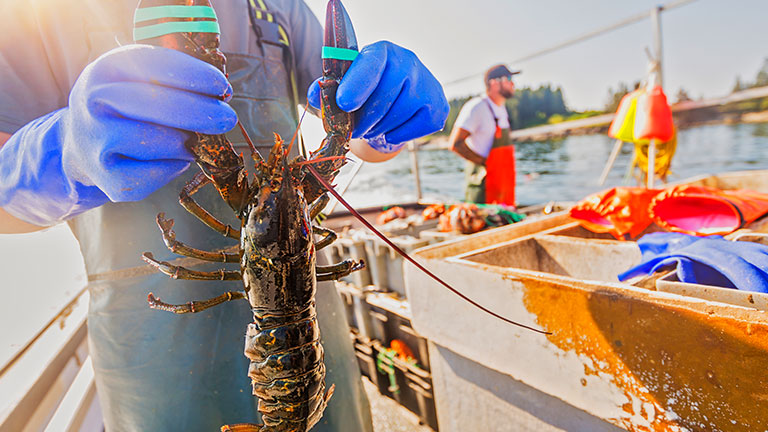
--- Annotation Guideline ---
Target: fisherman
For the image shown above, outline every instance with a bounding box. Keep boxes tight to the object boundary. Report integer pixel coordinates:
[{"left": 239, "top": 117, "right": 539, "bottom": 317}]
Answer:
[
  {"left": 449, "top": 64, "right": 519, "bottom": 207},
  {"left": 0, "top": 1, "right": 448, "bottom": 431}
]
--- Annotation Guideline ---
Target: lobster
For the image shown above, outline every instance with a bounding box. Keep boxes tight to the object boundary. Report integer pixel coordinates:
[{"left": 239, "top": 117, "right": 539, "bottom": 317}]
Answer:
[{"left": 136, "top": 0, "right": 362, "bottom": 430}]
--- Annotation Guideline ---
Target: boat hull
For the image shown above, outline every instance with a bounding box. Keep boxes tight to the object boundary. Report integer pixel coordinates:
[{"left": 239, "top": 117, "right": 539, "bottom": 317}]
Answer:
[{"left": 406, "top": 169, "right": 768, "bottom": 432}]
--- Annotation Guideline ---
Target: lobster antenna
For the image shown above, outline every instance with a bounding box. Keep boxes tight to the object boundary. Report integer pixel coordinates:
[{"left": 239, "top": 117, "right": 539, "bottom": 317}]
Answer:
[
  {"left": 287, "top": 104, "right": 310, "bottom": 157},
  {"left": 237, "top": 121, "right": 260, "bottom": 159},
  {"left": 305, "top": 164, "right": 552, "bottom": 336},
  {"left": 293, "top": 155, "right": 346, "bottom": 167}
]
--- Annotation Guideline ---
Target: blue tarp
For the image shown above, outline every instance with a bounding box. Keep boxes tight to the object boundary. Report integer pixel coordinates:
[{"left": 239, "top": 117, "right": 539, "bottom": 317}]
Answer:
[{"left": 618, "top": 232, "right": 768, "bottom": 293}]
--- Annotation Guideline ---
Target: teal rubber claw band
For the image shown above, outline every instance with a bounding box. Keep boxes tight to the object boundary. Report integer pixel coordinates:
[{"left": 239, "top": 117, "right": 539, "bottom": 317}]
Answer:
[
  {"left": 134, "top": 21, "right": 220, "bottom": 42},
  {"left": 134, "top": 5, "right": 217, "bottom": 23},
  {"left": 322, "top": 46, "right": 359, "bottom": 61}
]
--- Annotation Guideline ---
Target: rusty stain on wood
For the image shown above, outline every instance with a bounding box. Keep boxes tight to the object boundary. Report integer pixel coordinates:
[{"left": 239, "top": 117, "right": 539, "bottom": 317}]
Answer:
[{"left": 522, "top": 276, "right": 768, "bottom": 432}]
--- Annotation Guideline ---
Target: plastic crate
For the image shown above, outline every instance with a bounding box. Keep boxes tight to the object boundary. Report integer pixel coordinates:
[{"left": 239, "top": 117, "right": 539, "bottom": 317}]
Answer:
[
  {"left": 335, "top": 281, "right": 376, "bottom": 339},
  {"left": 325, "top": 233, "right": 371, "bottom": 288},
  {"left": 656, "top": 272, "right": 768, "bottom": 311},
  {"left": 336, "top": 284, "right": 358, "bottom": 330},
  {"left": 405, "top": 369, "right": 439, "bottom": 430},
  {"left": 396, "top": 319, "right": 431, "bottom": 372},
  {"left": 353, "top": 336, "right": 380, "bottom": 388},
  {"left": 368, "top": 305, "right": 389, "bottom": 343},
  {"left": 373, "top": 340, "right": 439, "bottom": 430},
  {"left": 364, "top": 235, "right": 429, "bottom": 298},
  {"left": 419, "top": 229, "right": 461, "bottom": 245},
  {"left": 366, "top": 293, "right": 430, "bottom": 371}
]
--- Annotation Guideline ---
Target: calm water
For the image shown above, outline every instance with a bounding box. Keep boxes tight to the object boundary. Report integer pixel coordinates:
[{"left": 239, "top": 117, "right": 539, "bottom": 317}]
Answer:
[
  {"left": 2, "top": 122, "right": 768, "bottom": 384},
  {"left": 336, "top": 122, "right": 768, "bottom": 208}
]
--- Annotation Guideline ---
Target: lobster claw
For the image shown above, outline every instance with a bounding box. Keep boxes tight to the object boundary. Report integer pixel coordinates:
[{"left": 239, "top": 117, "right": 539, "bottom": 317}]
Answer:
[
  {"left": 319, "top": 0, "right": 359, "bottom": 136},
  {"left": 134, "top": 0, "right": 248, "bottom": 213},
  {"left": 323, "top": 0, "right": 358, "bottom": 80},
  {"left": 301, "top": 0, "right": 359, "bottom": 205}
]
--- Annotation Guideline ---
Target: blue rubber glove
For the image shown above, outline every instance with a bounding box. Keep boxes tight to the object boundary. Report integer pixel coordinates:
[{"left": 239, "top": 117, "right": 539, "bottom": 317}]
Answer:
[
  {"left": 618, "top": 232, "right": 768, "bottom": 292},
  {"left": 0, "top": 45, "right": 237, "bottom": 226},
  {"left": 307, "top": 41, "right": 449, "bottom": 153}
]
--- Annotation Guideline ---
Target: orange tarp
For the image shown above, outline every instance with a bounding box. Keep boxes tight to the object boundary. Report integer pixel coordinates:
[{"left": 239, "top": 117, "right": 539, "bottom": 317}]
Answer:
[
  {"left": 569, "top": 187, "right": 661, "bottom": 239},
  {"left": 650, "top": 185, "right": 768, "bottom": 236}
]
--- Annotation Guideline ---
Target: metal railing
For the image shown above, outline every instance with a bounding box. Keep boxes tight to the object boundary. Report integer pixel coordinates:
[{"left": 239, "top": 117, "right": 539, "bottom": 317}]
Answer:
[{"left": 0, "top": 287, "right": 101, "bottom": 432}]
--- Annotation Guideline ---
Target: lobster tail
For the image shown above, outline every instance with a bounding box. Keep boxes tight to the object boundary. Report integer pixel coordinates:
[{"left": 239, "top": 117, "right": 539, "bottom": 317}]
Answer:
[{"left": 244, "top": 304, "right": 333, "bottom": 431}]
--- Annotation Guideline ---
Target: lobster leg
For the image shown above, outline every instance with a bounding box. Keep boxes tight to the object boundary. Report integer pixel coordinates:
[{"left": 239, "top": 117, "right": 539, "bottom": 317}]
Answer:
[
  {"left": 312, "top": 225, "right": 337, "bottom": 251},
  {"left": 147, "top": 291, "right": 247, "bottom": 314},
  {"left": 317, "top": 260, "right": 365, "bottom": 282},
  {"left": 180, "top": 172, "right": 241, "bottom": 240},
  {"left": 142, "top": 253, "right": 242, "bottom": 281},
  {"left": 309, "top": 194, "right": 330, "bottom": 220},
  {"left": 154, "top": 213, "right": 241, "bottom": 263}
]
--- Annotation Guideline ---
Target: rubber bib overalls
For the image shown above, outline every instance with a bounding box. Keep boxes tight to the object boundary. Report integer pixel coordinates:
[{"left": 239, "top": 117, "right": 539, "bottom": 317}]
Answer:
[{"left": 465, "top": 100, "right": 515, "bottom": 205}]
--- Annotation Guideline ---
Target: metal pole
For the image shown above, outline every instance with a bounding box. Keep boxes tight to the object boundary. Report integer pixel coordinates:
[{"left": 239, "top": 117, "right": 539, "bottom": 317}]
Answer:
[
  {"left": 598, "top": 139, "right": 624, "bottom": 186},
  {"left": 647, "top": 6, "right": 663, "bottom": 188},
  {"left": 651, "top": 5, "right": 664, "bottom": 88},
  {"left": 647, "top": 139, "right": 657, "bottom": 188},
  {"left": 408, "top": 141, "right": 423, "bottom": 201}
]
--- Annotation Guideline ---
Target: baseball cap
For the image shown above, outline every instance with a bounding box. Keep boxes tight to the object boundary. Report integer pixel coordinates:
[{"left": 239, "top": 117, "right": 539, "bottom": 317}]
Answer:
[{"left": 484, "top": 64, "right": 521, "bottom": 83}]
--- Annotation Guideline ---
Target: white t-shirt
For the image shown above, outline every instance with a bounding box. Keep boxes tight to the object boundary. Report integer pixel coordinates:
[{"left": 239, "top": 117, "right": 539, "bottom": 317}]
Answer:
[{"left": 454, "top": 95, "right": 511, "bottom": 158}]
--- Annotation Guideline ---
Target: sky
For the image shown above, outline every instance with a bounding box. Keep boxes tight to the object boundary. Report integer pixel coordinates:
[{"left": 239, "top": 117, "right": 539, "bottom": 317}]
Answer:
[{"left": 303, "top": 0, "right": 768, "bottom": 111}]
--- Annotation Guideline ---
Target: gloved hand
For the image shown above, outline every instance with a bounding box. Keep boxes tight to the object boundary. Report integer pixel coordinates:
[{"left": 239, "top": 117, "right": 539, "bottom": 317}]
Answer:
[
  {"left": 307, "top": 41, "right": 449, "bottom": 153},
  {"left": 0, "top": 45, "right": 237, "bottom": 226},
  {"left": 618, "top": 232, "right": 768, "bottom": 292}
]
